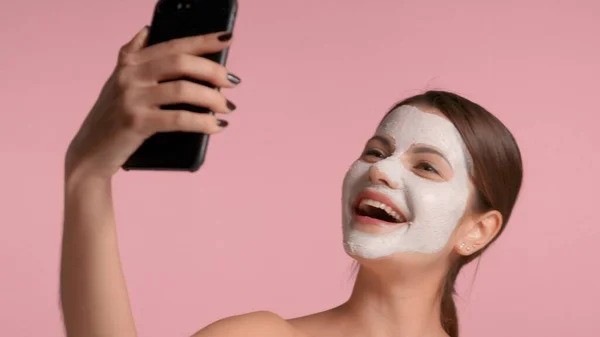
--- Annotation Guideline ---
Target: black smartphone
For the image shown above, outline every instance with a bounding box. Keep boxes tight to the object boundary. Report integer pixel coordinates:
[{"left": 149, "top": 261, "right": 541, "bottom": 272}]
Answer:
[{"left": 122, "top": 0, "right": 238, "bottom": 172}]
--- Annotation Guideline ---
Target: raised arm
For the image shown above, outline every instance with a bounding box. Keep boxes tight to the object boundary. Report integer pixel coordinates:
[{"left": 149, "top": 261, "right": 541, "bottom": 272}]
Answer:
[{"left": 59, "top": 27, "right": 237, "bottom": 337}]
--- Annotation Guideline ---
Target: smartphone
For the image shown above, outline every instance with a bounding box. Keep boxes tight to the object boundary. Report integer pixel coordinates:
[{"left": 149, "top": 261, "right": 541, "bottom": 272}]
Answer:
[{"left": 122, "top": 0, "right": 238, "bottom": 172}]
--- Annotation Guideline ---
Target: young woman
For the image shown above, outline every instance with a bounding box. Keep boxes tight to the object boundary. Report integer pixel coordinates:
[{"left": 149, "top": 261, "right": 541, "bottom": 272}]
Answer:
[{"left": 60, "top": 27, "right": 523, "bottom": 337}]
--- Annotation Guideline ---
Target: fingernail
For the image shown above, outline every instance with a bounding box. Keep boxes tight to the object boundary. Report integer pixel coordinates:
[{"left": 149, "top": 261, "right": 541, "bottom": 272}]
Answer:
[
  {"left": 227, "top": 73, "right": 241, "bottom": 85},
  {"left": 218, "top": 32, "right": 232, "bottom": 41},
  {"left": 226, "top": 100, "right": 237, "bottom": 111},
  {"left": 217, "top": 119, "right": 229, "bottom": 128}
]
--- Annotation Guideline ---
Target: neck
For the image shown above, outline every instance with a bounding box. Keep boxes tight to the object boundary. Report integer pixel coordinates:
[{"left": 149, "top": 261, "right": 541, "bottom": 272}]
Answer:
[{"left": 339, "top": 261, "right": 449, "bottom": 337}]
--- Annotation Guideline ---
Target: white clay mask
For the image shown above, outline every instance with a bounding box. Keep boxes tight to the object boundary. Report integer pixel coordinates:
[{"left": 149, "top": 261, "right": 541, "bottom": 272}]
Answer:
[{"left": 341, "top": 105, "right": 471, "bottom": 259}]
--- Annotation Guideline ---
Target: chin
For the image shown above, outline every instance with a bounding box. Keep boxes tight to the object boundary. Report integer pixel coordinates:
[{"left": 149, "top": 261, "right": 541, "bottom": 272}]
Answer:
[
  {"left": 343, "top": 235, "right": 451, "bottom": 274},
  {"left": 349, "top": 252, "right": 450, "bottom": 278}
]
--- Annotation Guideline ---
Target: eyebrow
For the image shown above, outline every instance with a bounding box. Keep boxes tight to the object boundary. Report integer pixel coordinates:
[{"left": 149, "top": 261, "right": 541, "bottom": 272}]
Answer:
[
  {"left": 410, "top": 145, "right": 451, "bottom": 166},
  {"left": 368, "top": 135, "right": 395, "bottom": 151}
]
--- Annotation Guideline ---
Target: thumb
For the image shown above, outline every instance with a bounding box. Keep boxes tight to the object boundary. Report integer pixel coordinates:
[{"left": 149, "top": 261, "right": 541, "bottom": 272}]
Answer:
[{"left": 122, "top": 26, "right": 150, "bottom": 53}]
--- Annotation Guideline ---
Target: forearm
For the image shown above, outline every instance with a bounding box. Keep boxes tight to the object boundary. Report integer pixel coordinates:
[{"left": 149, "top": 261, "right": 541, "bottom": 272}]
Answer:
[{"left": 60, "top": 176, "right": 137, "bottom": 337}]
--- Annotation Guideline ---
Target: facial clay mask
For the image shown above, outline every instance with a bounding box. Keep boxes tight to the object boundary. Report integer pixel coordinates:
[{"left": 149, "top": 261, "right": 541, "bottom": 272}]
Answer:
[{"left": 342, "top": 105, "right": 471, "bottom": 259}]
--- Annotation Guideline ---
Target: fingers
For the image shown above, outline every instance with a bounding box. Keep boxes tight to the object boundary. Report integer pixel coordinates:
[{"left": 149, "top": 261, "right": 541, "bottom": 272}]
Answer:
[
  {"left": 122, "top": 104, "right": 228, "bottom": 136},
  {"left": 137, "top": 53, "right": 240, "bottom": 88},
  {"left": 114, "top": 28, "right": 238, "bottom": 136},
  {"left": 145, "top": 80, "right": 236, "bottom": 114},
  {"left": 150, "top": 109, "right": 228, "bottom": 134},
  {"left": 136, "top": 31, "right": 232, "bottom": 64}
]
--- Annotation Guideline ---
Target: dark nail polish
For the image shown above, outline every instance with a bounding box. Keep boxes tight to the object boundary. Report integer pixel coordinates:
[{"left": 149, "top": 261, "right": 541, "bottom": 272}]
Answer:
[
  {"left": 217, "top": 119, "right": 229, "bottom": 128},
  {"left": 226, "top": 100, "right": 237, "bottom": 111},
  {"left": 227, "top": 73, "right": 241, "bottom": 85},
  {"left": 218, "top": 33, "right": 232, "bottom": 41}
]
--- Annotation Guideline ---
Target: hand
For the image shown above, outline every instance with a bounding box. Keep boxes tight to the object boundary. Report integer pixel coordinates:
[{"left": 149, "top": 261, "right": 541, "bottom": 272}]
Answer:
[{"left": 65, "top": 26, "right": 240, "bottom": 181}]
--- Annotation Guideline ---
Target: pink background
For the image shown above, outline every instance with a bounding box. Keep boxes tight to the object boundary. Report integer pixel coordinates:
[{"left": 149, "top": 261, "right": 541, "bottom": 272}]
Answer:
[{"left": 1, "top": 0, "right": 599, "bottom": 336}]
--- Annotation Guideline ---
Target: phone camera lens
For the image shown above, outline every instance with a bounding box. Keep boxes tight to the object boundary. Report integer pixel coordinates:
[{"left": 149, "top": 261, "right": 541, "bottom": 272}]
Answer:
[{"left": 176, "top": 2, "right": 192, "bottom": 10}]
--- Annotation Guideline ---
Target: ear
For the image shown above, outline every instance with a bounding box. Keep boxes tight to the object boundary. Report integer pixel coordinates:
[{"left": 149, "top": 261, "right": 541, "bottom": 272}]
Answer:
[{"left": 455, "top": 210, "right": 503, "bottom": 256}]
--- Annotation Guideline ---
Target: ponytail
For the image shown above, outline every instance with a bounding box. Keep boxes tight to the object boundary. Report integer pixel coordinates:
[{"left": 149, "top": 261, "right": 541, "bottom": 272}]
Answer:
[{"left": 440, "top": 266, "right": 459, "bottom": 337}]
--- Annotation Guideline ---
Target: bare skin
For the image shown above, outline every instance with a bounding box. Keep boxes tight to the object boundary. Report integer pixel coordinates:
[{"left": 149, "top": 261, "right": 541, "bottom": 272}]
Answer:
[
  {"left": 289, "top": 106, "right": 503, "bottom": 337},
  {"left": 60, "top": 27, "right": 502, "bottom": 337}
]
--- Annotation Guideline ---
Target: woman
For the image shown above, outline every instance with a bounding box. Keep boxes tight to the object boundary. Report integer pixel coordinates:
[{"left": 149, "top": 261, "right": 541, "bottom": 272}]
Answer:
[{"left": 60, "top": 27, "right": 523, "bottom": 337}]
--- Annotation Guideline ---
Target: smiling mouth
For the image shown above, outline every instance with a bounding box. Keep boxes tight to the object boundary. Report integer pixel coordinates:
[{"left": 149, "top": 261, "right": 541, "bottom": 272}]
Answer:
[{"left": 353, "top": 191, "right": 408, "bottom": 224}]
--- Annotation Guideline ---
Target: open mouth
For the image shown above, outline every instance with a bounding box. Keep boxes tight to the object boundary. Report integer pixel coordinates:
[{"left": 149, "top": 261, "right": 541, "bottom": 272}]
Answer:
[{"left": 353, "top": 191, "right": 407, "bottom": 225}]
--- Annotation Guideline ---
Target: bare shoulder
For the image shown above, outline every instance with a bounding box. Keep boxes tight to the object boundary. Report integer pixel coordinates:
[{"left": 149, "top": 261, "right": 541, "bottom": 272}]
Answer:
[
  {"left": 288, "top": 308, "right": 346, "bottom": 337},
  {"left": 191, "top": 311, "right": 300, "bottom": 337}
]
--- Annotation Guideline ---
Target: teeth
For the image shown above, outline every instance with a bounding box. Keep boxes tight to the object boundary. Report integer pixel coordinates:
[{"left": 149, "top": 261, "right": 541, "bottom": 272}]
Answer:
[{"left": 359, "top": 199, "right": 404, "bottom": 222}]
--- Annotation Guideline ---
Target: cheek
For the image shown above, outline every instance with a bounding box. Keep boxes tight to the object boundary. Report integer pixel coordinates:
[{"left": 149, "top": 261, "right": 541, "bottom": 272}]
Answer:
[
  {"left": 406, "top": 175, "right": 469, "bottom": 224},
  {"left": 342, "top": 161, "right": 370, "bottom": 201}
]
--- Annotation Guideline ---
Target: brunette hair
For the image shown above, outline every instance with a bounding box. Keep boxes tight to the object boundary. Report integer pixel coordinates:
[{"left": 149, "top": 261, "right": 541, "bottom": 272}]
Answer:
[{"left": 390, "top": 91, "right": 523, "bottom": 336}]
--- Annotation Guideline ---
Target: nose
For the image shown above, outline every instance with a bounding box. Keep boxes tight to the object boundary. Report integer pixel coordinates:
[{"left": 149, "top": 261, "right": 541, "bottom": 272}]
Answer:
[{"left": 368, "top": 165, "right": 400, "bottom": 189}]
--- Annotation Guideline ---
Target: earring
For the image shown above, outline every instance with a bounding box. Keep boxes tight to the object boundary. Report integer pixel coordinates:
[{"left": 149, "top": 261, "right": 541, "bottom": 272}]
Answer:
[{"left": 459, "top": 242, "right": 474, "bottom": 253}]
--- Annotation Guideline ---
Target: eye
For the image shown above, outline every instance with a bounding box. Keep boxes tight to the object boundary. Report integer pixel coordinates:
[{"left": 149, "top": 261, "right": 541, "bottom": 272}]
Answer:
[
  {"left": 363, "top": 148, "right": 386, "bottom": 159},
  {"left": 414, "top": 162, "right": 440, "bottom": 175},
  {"left": 360, "top": 148, "right": 388, "bottom": 163}
]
